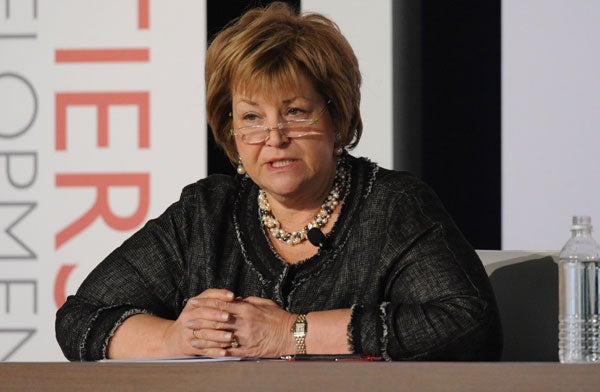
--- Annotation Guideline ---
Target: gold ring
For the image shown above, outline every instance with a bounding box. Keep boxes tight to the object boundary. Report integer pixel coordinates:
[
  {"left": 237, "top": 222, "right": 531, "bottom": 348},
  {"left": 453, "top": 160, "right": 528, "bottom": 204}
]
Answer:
[
  {"left": 230, "top": 336, "right": 239, "bottom": 348},
  {"left": 192, "top": 329, "right": 200, "bottom": 339}
]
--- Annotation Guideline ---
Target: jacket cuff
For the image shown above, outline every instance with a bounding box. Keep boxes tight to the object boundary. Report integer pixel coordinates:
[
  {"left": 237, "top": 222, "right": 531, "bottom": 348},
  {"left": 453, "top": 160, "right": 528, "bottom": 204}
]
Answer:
[
  {"left": 81, "top": 306, "right": 151, "bottom": 361},
  {"left": 349, "top": 303, "right": 391, "bottom": 361}
]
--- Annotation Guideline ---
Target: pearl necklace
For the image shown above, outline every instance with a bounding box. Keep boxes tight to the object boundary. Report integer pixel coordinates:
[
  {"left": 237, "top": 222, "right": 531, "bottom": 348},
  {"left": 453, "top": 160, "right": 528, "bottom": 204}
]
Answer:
[{"left": 258, "top": 162, "right": 349, "bottom": 246}]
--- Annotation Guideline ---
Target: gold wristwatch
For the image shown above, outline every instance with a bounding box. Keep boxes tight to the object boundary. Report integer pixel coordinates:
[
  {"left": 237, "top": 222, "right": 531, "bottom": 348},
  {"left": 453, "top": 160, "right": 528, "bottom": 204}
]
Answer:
[{"left": 291, "top": 314, "right": 307, "bottom": 354}]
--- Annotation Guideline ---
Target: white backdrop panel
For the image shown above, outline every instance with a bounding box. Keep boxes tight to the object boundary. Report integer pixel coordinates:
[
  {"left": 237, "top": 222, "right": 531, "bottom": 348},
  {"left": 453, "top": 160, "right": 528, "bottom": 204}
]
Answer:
[
  {"left": 502, "top": 0, "right": 600, "bottom": 250},
  {"left": 302, "top": 0, "right": 394, "bottom": 170},
  {"left": 0, "top": 0, "right": 206, "bottom": 361}
]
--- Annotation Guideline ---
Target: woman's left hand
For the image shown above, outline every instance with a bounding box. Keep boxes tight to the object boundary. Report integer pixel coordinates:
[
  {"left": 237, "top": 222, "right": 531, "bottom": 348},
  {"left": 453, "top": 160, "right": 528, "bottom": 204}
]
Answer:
[{"left": 225, "top": 296, "right": 296, "bottom": 358}]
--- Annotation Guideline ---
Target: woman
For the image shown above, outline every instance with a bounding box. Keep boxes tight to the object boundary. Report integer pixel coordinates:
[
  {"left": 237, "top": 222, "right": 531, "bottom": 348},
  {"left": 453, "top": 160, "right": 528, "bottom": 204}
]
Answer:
[{"left": 55, "top": 2, "right": 502, "bottom": 361}]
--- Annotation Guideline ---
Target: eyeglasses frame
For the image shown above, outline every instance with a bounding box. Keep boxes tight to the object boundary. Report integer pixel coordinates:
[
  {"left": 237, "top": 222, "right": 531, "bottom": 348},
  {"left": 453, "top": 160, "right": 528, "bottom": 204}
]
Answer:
[{"left": 229, "top": 100, "right": 331, "bottom": 145}]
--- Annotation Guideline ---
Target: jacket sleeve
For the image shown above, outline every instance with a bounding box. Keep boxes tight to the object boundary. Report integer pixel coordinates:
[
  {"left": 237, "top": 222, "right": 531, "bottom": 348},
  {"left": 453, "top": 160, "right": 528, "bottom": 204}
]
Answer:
[
  {"left": 55, "top": 187, "right": 194, "bottom": 361},
  {"left": 348, "top": 177, "right": 503, "bottom": 361}
]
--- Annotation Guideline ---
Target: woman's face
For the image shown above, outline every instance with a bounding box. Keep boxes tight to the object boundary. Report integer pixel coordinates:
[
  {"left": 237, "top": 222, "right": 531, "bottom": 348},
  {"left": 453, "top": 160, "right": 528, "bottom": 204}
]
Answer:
[{"left": 231, "top": 72, "right": 337, "bottom": 204}]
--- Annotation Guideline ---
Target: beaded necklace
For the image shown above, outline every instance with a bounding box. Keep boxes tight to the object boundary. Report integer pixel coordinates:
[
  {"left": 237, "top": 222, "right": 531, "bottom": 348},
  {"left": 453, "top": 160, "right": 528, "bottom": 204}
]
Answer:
[{"left": 258, "top": 161, "right": 349, "bottom": 246}]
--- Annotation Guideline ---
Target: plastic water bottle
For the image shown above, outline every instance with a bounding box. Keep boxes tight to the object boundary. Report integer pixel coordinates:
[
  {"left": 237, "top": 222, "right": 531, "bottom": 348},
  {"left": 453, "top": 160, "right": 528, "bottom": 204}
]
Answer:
[{"left": 558, "top": 215, "right": 600, "bottom": 363}]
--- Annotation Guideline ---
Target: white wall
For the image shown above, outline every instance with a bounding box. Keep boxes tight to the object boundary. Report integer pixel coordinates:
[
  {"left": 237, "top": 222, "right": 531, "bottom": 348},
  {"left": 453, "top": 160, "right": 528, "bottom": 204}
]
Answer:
[
  {"left": 302, "top": 0, "right": 394, "bottom": 170},
  {"left": 502, "top": 0, "right": 600, "bottom": 250}
]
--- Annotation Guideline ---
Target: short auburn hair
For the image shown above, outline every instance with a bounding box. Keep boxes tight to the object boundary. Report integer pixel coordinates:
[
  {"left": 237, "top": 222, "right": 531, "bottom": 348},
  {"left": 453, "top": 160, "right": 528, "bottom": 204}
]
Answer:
[{"left": 205, "top": 2, "right": 363, "bottom": 163}]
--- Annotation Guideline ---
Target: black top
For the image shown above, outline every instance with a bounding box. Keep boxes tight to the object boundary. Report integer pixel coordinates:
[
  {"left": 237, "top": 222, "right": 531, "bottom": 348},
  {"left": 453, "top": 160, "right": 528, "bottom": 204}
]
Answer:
[{"left": 55, "top": 154, "right": 502, "bottom": 361}]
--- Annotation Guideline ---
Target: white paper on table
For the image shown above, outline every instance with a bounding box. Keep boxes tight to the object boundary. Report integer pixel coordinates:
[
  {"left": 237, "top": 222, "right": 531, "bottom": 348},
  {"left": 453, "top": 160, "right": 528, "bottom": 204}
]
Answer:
[{"left": 98, "top": 356, "right": 242, "bottom": 363}]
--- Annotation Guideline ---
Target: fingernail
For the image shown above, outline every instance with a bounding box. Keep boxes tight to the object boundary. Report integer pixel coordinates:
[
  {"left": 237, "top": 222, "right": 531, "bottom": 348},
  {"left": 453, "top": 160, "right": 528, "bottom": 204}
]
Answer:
[
  {"left": 221, "top": 312, "right": 230, "bottom": 321},
  {"left": 190, "top": 299, "right": 199, "bottom": 306},
  {"left": 224, "top": 332, "right": 233, "bottom": 340},
  {"left": 191, "top": 341, "right": 201, "bottom": 348},
  {"left": 185, "top": 321, "right": 194, "bottom": 328},
  {"left": 226, "top": 292, "right": 234, "bottom": 299}
]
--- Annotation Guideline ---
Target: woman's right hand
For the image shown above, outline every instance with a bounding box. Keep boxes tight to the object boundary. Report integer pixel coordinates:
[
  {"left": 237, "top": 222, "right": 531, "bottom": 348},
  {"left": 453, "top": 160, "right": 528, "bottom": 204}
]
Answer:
[{"left": 162, "top": 288, "right": 237, "bottom": 357}]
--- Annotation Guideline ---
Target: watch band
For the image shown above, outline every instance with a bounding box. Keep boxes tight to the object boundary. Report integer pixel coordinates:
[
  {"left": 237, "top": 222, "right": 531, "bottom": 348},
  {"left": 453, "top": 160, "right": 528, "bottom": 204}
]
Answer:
[{"left": 291, "top": 314, "right": 307, "bottom": 354}]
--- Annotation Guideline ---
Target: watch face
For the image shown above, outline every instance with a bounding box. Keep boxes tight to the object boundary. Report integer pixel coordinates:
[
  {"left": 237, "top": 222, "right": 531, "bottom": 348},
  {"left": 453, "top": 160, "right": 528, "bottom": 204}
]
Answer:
[{"left": 296, "top": 324, "right": 306, "bottom": 334}]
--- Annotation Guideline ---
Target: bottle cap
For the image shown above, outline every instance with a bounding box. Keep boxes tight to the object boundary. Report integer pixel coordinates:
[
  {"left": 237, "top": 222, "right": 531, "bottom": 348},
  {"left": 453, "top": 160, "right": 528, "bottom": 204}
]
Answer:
[{"left": 571, "top": 215, "right": 592, "bottom": 230}]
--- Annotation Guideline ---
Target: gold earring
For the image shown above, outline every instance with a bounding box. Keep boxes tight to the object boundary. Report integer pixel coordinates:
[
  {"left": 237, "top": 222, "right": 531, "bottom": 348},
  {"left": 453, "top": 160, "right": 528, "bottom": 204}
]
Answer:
[{"left": 237, "top": 158, "right": 246, "bottom": 175}]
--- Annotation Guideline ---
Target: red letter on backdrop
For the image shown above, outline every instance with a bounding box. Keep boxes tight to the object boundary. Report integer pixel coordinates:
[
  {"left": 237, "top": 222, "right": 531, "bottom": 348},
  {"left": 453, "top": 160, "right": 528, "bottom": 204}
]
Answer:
[
  {"left": 55, "top": 48, "right": 150, "bottom": 63},
  {"left": 55, "top": 92, "right": 150, "bottom": 151},
  {"left": 54, "top": 173, "right": 150, "bottom": 249},
  {"left": 138, "top": 0, "right": 149, "bottom": 29}
]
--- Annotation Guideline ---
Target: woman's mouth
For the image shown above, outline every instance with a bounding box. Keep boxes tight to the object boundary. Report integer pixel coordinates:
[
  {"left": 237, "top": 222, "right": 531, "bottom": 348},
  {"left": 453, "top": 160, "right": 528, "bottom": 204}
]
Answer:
[{"left": 271, "top": 159, "right": 294, "bottom": 168}]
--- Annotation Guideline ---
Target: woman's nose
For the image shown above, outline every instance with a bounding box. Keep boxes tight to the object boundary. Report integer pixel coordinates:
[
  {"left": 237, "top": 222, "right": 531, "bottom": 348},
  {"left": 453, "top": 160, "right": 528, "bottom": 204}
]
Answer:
[
  {"left": 264, "top": 121, "right": 288, "bottom": 146},
  {"left": 264, "top": 127, "right": 288, "bottom": 146}
]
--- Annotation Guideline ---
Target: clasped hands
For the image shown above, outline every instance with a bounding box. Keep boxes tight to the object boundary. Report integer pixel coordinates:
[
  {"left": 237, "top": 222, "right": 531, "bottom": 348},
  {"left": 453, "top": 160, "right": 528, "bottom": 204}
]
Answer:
[{"left": 164, "top": 288, "right": 297, "bottom": 358}]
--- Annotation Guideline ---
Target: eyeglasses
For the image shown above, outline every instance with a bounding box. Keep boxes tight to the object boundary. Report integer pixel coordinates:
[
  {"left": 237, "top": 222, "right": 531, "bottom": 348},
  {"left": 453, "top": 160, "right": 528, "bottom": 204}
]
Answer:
[{"left": 230, "top": 100, "right": 330, "bottom": 145}]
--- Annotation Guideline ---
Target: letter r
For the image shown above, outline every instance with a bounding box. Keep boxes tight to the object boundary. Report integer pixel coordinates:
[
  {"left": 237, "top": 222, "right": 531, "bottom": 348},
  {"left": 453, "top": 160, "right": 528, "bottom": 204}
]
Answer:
[{"left": 55, "top": 173, "right": 150, "bottom": 249}]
